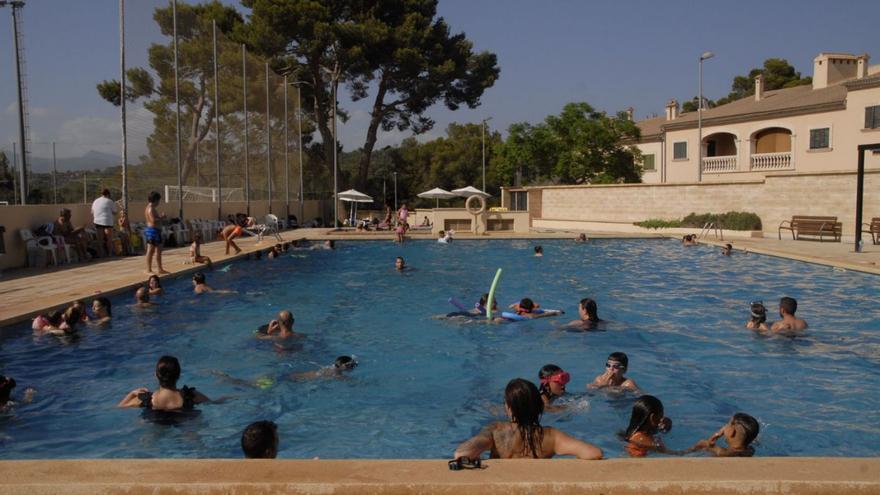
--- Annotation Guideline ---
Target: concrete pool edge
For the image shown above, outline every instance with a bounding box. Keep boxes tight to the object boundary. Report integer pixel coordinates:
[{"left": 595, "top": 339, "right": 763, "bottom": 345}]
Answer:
[{"left": 0, "top": 458, "right": 877, "bottom": 494}]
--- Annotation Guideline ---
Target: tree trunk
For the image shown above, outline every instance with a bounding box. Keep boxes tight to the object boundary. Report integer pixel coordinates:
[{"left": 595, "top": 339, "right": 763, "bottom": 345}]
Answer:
[{"left": 357, "top": 73, "right": 389, "bottom": 191}]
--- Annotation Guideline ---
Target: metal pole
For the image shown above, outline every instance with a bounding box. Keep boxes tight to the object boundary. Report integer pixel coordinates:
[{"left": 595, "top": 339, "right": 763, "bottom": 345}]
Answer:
[
  {"left": 698, "top": 57, "right": 703, "bottom": 183},
  {"left": 172, "top": 0, "right": 183, "bottom": 220},
  {"left": 11, "top": 4, "right": 27, "bottom": 203},
  {"left": 332, "top": 78, "right": 338, "bottom": 229},
  {"left": 83, "top": 173, "right": 87, "bottom": 204},
  {"left": 195, "top": 141, "right": 200, "bottom": 187},
  {"left": 11, "top": 144, "right": 18, "bottom": 205},
  {"left": 120, "top": 0, "right": 129, "bottom": 217},
  {"left": 482, "top": 120, "right": 486, "bottom": 192},
  {"left": 297, "top": 85, "right": 304, "bottom": 222},
  {"left": 242, "top": 44, "right": 250, "bottom": 216},
  {"left": 212, "top": 19, "right": 221, "bottom": 221},
  {"left": 52, "top": 141, "right": 57, "bottom": 203},
  {"left": 284, "top": 75, "right": 290, "bottom": 222},
  {"left": 855, "top": 145, "right": 865, "bottom": 252},
  {"left": 265, "top": 62, "right": 272, "bottom": 214},
  {"left": 393, "top": 171, "right": 397, "bottom": 211}
]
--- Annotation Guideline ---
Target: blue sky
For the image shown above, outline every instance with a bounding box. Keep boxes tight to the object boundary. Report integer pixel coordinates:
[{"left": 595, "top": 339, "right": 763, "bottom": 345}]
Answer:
[{"left": 1, "top": 0, "right": 878, "bottom": 167}]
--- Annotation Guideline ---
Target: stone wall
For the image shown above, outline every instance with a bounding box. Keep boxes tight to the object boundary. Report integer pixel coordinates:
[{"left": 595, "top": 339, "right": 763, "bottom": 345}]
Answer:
[{"left": 535, "top": 170, "right": 880, "bottom": 237}]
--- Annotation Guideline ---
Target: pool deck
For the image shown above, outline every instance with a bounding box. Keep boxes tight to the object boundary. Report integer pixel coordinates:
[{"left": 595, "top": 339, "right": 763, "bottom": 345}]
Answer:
[
  {"left": 0, "top": 457, "right": 877, "bottom": 494},
  {"left": 0, "top": 227, "right": 877, "bottom": 327}
]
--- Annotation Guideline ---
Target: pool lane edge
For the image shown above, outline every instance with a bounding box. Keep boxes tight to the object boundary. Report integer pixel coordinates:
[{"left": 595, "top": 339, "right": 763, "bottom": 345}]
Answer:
[{"left": 0, "top": 458, "right": 877, "bottom": 495}]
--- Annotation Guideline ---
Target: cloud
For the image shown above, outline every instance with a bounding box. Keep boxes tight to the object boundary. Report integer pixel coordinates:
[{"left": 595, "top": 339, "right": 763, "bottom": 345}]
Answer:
[{"left": 5, "top": 101, "right": 50, "bottom": 117}]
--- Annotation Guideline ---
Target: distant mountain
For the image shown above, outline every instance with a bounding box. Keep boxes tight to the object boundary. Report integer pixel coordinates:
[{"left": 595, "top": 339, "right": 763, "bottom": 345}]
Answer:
[{"left": 28, "top": 150, "right": 121, "bottom": 172}]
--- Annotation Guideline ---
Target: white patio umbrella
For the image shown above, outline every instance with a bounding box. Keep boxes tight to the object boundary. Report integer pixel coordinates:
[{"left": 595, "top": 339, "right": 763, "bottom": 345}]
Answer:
[
  {"left": 417, "top": 187, "right": 459, "bottom": 207},
  {"left": 451, "top": 186, "right": 491, "bottom": 198},
  {"left": 336, "top": 189, "right": 373, "bottom": 225}
]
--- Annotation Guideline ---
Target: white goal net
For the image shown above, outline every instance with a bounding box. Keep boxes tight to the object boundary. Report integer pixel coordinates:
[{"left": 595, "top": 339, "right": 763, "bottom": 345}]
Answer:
[{"left": 164, "top": 185, "right": 245, "bottom": 203}]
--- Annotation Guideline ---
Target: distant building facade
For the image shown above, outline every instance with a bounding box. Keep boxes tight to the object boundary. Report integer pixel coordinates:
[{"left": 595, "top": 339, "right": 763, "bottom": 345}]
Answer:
[{"left": 634, "top": 52, "right": 880, "bottom": 184}]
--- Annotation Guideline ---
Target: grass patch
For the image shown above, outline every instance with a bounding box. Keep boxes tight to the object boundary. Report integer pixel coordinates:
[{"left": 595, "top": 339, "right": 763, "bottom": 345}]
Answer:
[{"left": 635, "top": 211, "right": 762, "bottom": 231}]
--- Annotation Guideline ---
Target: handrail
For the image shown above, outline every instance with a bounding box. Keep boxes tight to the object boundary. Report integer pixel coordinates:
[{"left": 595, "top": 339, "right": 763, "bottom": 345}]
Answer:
[{"left": 698, "top": 222, "right": 723, "bottom": 241}]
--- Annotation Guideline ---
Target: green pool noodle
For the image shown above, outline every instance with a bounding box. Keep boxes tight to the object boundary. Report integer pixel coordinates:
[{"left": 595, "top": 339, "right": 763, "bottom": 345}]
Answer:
[
  {"left": 255, "top": 376, "right": 274, "bottom": 389},
  {"left": 487, "top": 268, "right": 503, "bottom": 320}
]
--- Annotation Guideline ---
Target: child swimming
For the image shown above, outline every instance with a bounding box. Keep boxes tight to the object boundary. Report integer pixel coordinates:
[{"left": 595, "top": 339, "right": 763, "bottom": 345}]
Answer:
[
  {"left": 745, "top": 301, "right": 769, "bottom": 331},
  {"left": 537, "top": 364, "right": 570, "bottom": 407},
  {"left": 687, "top": 413, "right": 760, "bottom": 457},
  {"left": 623, "top": 395, "right": 673, "bottom": 457},
  {"left": 565, "top": 297, "right": 603, "bottom": 329},
  {"left": 505, "top": 298, "right": 563, "bottom": 320},
  {"left": 588, "top": 352, "right": 639, "bottom": 392}
]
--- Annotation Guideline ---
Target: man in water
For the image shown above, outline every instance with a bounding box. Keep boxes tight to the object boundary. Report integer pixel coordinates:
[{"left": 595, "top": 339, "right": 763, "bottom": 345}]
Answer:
[
  {"left": 395, "top": 256, "right": 407, "bottom": 271},
  {"left": 770, "top": 297, "right": 808, "bottom": 332},
  {"left": 259, "top": 310, "right": 298, "bottom": 340},
  {"left": 144, "top": 191, "right": 169, "bottom": 274},
  {"left": 134, "top": 286, "right": 156, "bottom": 308},
  {"left": 721, "top": 243, "right": 732, "bottom": 256}
]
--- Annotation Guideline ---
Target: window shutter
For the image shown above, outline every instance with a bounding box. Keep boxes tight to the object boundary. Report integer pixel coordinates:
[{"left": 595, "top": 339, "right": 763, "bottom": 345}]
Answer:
[{"left": 868, "top": 107, "right": 876, "bottom": 129}]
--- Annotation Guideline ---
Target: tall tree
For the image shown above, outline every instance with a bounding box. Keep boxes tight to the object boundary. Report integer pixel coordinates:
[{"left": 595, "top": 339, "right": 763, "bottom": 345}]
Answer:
[
  {"left": 242, "top": 0, "right": 500, "bottom": 190},
  {"left": 97, "top": 1, "right": 244, "bottom": 185}
]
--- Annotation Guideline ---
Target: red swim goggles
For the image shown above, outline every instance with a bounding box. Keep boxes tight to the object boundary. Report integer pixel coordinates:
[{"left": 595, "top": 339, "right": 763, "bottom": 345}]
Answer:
[{"left": 540, "top": 371, "right": 570, "bottom": 386}]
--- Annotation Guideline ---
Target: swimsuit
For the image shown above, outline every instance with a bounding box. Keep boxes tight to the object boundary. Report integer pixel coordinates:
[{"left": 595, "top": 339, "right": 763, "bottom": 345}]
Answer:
[
  {"left": 625, "top": 431, "right": 653, "bottom": 457},
  {"left": 144, "top": 226, "right": 162, "bottom": 246},
  {"left": 138, "top": 386, "right": 197, "bottom": 410}
]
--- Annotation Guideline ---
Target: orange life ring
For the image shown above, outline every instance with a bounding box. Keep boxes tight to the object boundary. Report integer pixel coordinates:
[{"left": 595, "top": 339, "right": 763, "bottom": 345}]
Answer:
[{"left": 465, "top": 195, "right": 486, "bottom": 216}]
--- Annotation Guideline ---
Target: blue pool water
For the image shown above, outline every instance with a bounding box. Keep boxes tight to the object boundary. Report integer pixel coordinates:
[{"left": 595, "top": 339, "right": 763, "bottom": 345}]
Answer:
[{"left": 1, "top": 239, "right": 879, "bottom": 459}]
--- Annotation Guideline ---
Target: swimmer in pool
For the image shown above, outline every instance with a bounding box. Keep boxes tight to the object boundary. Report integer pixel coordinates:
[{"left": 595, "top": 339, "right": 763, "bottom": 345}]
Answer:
[
  {"left": 507, "top": 298, "right": 563, "bottom": 319},
  {"left": 89, "top": 297, "right": 112, "bottom": 325},
  {"left": 575, "top": 233, "right": 588, "bottom": 243},
  {"left": 721, "top": 243, "right": 732, "bottom": 256},
  {"left": 538, "top": 364, "right": 570, "bottom": 408},
  {"left": 534, "top": 245, "right": 543, "bottom": 257},
  {"left": 623, "top": 395, "right": 673, "bottom": 457},
  {"left": 745, "top": 301, "right": 770, "bottom": 331},
  {"left": 257, "top": 310, "right": 299, "bottom": 340},
  {"left": 770, "top": 296, "right": 808, "bottom": 332},
  {"left": 192, "top": 272, "right": 235, "bottom": 295},
  {"left": 686, "top": 413, "right": 759, "bottom": 457},
  {"left": 0, "top": 375, "right": 34, "bottom": 411},
  {"left": 452, "top": 378, "right": 603, "bottom": 460},
  {"left": 588, "top": 352, "right": 639, "bottom": 392},
  {"left": 682, "top": 234, "right": 698, "bottom": 246},
  {"left": 395, "top": 256, "right": 407, "bottom": 271},
  {"left": 475, "top": 293, "right": 497, "bottom": 315},
  {"left": 148, "top": 274, "right": 164, "bottom": 296},
  {"left": 118, "top": 355, "right": 210, "bottom": 411},
  {"left": 32, "top": 305, "right": 83, "bottom": 336},
  {"left": 242, "top": 420, "right": 279, "bottom": 459},
  {"left": 565, "top": 297, "right": 603, "bottom": 329},
  {"left": 290, "top": 356, "right": 358, "bottom": 381},
  {"left": 134, "top": 286, "right": 156, "bottom": 308},
  {"left": 220, "top": 224, "right": 243, "bottom": 255}
]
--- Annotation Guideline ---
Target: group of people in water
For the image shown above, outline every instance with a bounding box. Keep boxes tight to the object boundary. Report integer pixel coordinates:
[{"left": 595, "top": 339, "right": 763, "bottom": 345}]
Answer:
[{"left": 8, "top": 223, "right": 809, "bottom": 461}]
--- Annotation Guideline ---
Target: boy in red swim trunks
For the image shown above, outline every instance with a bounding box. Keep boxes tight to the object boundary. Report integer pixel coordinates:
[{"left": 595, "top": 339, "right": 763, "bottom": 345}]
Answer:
[{"left": 220, "top": 224, "right": 243, "bottom": 255}]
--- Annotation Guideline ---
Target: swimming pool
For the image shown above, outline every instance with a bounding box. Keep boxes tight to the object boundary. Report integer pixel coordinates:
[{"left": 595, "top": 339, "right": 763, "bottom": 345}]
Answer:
[{"left": 1, "top": 239, "right": 878, "bottom": 459}]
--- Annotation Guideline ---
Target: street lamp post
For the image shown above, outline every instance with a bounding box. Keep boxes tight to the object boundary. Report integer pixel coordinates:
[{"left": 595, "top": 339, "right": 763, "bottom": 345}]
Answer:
[
  {"left": 481, "top": 117, "right": 492, "bottom": 192},
  {"left": 393, "top": 171, "right": 398, "bottom": 211},
  {"left": 289, "top": 80, "right": 311, "bottom": 224},
  {"left": 698, "top": 51, "right": 714, "bottom": 183}
]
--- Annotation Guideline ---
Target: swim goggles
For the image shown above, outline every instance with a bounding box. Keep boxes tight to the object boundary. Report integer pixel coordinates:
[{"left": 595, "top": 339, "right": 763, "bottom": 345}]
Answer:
[
  {"left": 540, "top": 371, "right": 571, "bottom": 386},
  {"left": 750, "top": 301, "right": 766, "bottom": 318}
]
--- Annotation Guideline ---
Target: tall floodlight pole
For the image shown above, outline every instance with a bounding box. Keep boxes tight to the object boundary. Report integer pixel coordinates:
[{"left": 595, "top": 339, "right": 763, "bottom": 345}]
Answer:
[
  {"left": 297, "top": 86, "right": 304, "bottom": 223},
  {"left": 332, "top": 78, "right": 338, "bottom": 229},
  {"left": 265, "top": 62, "right": 272, "bottom": 214},
  {"left": 4, "top": 1, "right": 28, "bottom": 203},
  {"left": 482, "top": 117, "right": 492, "bottom": 192},
  {"left": 212, "top": 20, "right": 221, "bottom": 220},
  {"left": 242, "top": 44, "right": 250, "bottom": 215},
  {"left": 172, "top": 0, "right": 183, "bottom": 220},
  {"left": 284, "top": 75, "right": 290, "bottom": 222},
  {"left": 393, "top": 171, "right": 398, "bottom": 211},
  {"left": 119, "top": 0, "right": 129, "bottom": 215},
  {"left": 697, "top": 51, "right": 714, "bottom": 183}
]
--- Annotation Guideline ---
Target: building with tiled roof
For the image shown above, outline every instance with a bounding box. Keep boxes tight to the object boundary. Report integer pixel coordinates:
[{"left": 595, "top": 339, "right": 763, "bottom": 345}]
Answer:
[{"left": 633, "top": 52, "right": 880, "bottom": 183}]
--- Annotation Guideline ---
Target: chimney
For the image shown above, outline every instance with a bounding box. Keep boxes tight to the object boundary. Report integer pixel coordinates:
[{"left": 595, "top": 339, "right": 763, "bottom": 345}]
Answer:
[
  {"left": 754, "top": 74, "right": 764, "bottom": 101},
  {"left": 625, "top": 107, "right": 634, "bottom": 121},
  {"left": 665, "top": 99, "right": 679, "bottom": 121},
  {"left": 857, "top": 54, "right": 870, "bottom": 79}
]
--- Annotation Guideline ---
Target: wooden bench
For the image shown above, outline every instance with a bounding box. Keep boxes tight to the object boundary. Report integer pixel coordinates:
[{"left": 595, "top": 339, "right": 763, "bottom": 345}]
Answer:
[
  {"left": 863, "top": 217, "right": 880, "bottom": 245},
  {"left": 778, "top": 215, "right": 842, "bottom": 242}
]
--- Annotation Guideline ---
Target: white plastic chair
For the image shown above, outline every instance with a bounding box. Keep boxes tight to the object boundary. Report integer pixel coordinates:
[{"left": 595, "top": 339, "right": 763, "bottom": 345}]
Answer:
[
  {"left": 20, "top": 229, "right": 59, "bottom": 267},
  {"left": 265, "top": 214, "right": 283, "bottom": 242},
  {"left": 53, "top": 235, "right": 77, "bottom": 264}
]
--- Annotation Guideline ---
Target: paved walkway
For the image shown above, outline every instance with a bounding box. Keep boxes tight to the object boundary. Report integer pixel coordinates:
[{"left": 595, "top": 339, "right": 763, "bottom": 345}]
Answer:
[{"left": 1, "top": 227, "right": 876, "bottom": 327}]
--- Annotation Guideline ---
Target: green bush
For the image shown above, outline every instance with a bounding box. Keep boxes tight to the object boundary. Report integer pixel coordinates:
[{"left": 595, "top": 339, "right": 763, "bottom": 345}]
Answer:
[
  {"left": 634, "top": 218, "right": 682, "bottom": 229},
  {"left": 635, "top": 211, "right": 762, "bottom": 231}
]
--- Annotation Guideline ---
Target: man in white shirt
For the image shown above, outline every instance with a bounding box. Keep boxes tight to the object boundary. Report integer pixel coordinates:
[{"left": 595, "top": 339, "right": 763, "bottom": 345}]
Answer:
[{"left": 91, "top": 188, "right": 118, "bottom": 257}]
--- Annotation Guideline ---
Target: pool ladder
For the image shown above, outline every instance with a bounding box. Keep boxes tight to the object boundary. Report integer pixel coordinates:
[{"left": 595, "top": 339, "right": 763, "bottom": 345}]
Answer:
[{"left": 698, "top": 222, "right": 723, "bottom": 241}]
